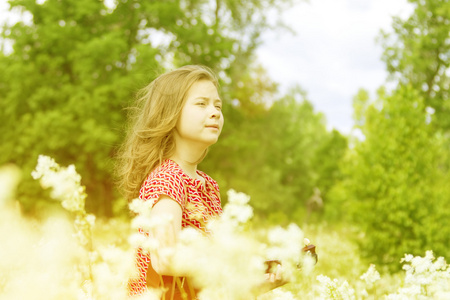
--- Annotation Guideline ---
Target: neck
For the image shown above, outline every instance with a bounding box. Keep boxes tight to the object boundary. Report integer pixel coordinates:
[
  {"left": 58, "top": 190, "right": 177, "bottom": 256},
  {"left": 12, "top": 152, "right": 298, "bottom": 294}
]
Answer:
[{"left": 170, "top": 147, "right": 206, "bottom": 179}]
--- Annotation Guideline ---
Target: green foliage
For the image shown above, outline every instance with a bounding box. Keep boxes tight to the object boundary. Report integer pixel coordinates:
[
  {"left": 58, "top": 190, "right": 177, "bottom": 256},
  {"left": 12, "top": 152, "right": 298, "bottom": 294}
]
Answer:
[
  {"left": 352, "top": 88, "right": 370, "bottom": 128},
  {"left": 203, "top": 85, "right": 348, "bottom": 224},
  {"left": 0, "top": 0, "right": 297, "bottom": 216},
  {"left": 325, "top": 0, "right": 450, "bottom": 270},
  {"left": 330, "top": 85, "right": 450, "bottom": 269},
  {"left": 311, "top": 129, "right": 347, "bottom": 205},
  {"left": 379, "top": 0, "right": 450, "bottom": 131}
]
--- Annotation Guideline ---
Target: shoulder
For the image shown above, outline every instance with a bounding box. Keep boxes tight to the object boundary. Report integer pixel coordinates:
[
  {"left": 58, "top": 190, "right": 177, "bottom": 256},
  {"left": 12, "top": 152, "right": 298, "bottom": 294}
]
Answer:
[
  {"left": 146, "top": 159, "right": 185, "bottom": 183},
  {"left": 139, "top": 160, "right": 187, "bottom": 203}
]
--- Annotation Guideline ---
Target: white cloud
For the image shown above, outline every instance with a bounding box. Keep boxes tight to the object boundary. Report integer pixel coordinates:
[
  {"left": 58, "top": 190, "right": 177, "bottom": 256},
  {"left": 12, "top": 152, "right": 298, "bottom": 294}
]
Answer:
[{"left": 257, "top": 0, "right": 414, "bottom": 134}]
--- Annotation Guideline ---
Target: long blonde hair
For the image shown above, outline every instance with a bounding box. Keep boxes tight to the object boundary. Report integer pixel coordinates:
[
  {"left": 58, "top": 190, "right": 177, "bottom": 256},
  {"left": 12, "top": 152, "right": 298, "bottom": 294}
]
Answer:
[{"left": 116, "top": 65, "right": 219, "bottom": 201}]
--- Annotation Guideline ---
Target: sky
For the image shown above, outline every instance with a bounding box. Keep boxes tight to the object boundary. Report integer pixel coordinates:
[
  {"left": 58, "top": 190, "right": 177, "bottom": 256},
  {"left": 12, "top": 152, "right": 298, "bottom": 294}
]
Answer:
[{"left": 256, "top": 0, "right": 413, "bottom": 134}]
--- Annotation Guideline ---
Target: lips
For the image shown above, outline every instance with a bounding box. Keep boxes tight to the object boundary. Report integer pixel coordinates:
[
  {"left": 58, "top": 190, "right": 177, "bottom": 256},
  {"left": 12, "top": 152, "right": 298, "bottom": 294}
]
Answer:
[{"left": 206, "top": 124, "right": 220, "bottom": 129}]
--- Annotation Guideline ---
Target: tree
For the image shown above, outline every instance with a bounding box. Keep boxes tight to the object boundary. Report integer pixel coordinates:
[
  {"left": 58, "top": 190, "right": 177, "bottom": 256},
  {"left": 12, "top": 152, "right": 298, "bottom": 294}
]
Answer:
[
  {"left": 203, "top": 85, "right": 347, "bottom": 224},
  {"left": 0, "top": 0, "right": 296, "bottom": 216},
  {"left": 330, "top": 85, "right": 450, "bottom": 269},
  {"left": 379, "top": 0, "right": 450, "bottom": 131}
]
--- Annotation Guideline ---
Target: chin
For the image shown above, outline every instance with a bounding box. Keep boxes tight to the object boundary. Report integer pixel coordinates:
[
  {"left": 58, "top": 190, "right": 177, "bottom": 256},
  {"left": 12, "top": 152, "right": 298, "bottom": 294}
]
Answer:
[{"left": 203, "top": 138, "right": 219, "bottom": 146}]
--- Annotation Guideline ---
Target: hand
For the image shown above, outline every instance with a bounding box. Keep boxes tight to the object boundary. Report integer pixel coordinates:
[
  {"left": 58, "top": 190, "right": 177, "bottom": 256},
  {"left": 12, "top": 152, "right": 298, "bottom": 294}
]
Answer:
[
  {"left": 264, "top": 263, "right": 288, "bottom": 290},
  {"left": 253, "top": 262, "right": 288, "bottom": 296},
  {"left": 265, "top": 263, "right": 282, "bottom": 283}
]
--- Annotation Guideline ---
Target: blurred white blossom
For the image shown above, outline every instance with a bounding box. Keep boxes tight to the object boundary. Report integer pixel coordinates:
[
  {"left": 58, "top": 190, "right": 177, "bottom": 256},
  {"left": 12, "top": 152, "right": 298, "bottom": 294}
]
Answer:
[
  {"left": 32, "top": 155, "right": 86, "bottom": 213},
  {"left": 131, "top": 213, "right": 173, "bottom": 233},
  {"left": 128, "top": 232, "right": 148, "bottom": 249},
  {"left": 6, "top": 159, "right": 450, "bottom": 299},
  {"left": 227, "top": 188, "right": 251, "bottom": 205},
  {"left": 266, "top": 223, "right": 304, "bottom": 266},
  {"left": 86, "top": 214, "right": 96, "bottom": 227},
  {"left": 128, "top": 197, "right": 175, "bottom": 254},
  {"left": 173, "top": 224, "right": 267, "bottom": 300},
  {"left": 129, "top": 197, "right": 153, "bottom": 215},
  {"left": 31, "top": 155, "right": 95, "bottom": 297},
  {"left": 316, "top": 275, "right": 356, "bottom": 300},
  {"left": 360, "top": 264, "right": 380, "bottom": 287},
  {"left": 0, "top": 164, "right": 21, "bottom": 205},
  {"left": 257, "top": 288, "right": 296, "bottom": 300},
  {"left": 163, "top": 190, "right": 269, "bottom": 299},
  {"left": 387, "top": 251, "right": 450, "bottom": 299},
  {"left": 219, "top": 189, "right": 253, "bottom": 228}
]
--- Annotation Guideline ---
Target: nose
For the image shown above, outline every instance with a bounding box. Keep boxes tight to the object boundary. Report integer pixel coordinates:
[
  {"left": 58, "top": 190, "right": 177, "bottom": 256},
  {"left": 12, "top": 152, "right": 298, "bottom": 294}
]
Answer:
[
  {"left": 211, "top": 112, "right": 219, "bottom": 119},
  {"left": 210, "top": 105, "right": 221, "bottom": 119}
]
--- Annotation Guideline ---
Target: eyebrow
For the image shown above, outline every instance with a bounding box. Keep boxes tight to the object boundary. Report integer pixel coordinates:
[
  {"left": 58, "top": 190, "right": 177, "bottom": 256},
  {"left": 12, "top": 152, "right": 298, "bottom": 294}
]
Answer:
[{"left": 195, "top": 96, "right": 222, "bottom": 103}]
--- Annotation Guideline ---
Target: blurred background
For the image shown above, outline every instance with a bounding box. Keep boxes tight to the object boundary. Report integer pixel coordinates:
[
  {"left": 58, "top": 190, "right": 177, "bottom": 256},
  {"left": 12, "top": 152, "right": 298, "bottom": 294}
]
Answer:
[{"left": 1, "top": 0, "right": 449, "bottom": 270}]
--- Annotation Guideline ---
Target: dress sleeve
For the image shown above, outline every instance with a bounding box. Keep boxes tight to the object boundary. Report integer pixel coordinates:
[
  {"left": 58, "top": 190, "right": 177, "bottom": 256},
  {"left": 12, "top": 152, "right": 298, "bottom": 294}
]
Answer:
[{"left": 139, "top": 170, "right": 187, "bottom": 209}]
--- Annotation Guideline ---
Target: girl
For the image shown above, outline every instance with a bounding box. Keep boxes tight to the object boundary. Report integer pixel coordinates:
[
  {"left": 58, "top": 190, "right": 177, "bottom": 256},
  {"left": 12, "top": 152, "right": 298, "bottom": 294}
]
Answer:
[
  {"left": 117, "top": 65, "right": 225, "bottom": 299},
  {"left": 117, "top": 65, "right": 282, "bottom": 299}
]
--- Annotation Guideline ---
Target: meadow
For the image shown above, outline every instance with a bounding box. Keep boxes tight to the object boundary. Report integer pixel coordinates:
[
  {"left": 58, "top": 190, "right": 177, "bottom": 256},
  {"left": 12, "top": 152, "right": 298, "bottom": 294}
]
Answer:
[
  {"left": 1, "top": 1, "right": 449, "bottom": 299},
  {"left": 1, "top": 157, "right": 448, "bottom": 300}
]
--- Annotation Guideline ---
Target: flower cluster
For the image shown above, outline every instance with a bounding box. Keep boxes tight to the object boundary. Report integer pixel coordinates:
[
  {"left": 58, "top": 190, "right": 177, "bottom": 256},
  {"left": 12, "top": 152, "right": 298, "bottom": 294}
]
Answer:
[
  {"left": 31, "top": 155, "right": 86, "bottom": 213},
  {"left": 170, "top": 191, "right": 267, "bottom": 299},
  {"left": 257, "top": 289, "right": 297, "bottom": 300},
  {"left": 128, "top": 197, "right": 174, "bottom": 254},
  {"left": 32, "top": 155, "right": 96, "bottom": 247},
  {"left": 4, "top": 157, "right": 450, "bottom": 299},
  {"left": 386, "top": 251, "right": 450, "bottom": 299},
  {"left": 127, "top": 187, "right": 315, "bottom": 299},
  {"left": 266, "top": 223, "right": 304, "bottom": 264},
  {"left": 220, "top": 189, "right": 253, "bottom": 228},
  {"left": 360, "top": 264, "right": 380, "bottom": 287},
  {"left": 31, "top": 155, "right": 98, "bottom": 298},
  {"left": 316, "top": 274, "right": 356, "bottom": 300}
]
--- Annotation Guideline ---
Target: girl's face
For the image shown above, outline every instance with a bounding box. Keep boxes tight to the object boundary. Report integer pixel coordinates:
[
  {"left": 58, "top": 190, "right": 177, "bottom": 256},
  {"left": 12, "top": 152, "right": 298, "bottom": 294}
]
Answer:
[{"left": 174, "top": 79, "right": 224, "bottom": 148}]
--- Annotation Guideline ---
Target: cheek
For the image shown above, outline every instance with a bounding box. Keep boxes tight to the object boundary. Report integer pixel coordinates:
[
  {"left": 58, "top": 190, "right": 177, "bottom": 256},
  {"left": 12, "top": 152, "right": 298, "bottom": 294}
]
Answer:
[{"left": 175, "top": 114, "right": 189, "bottom": 133}]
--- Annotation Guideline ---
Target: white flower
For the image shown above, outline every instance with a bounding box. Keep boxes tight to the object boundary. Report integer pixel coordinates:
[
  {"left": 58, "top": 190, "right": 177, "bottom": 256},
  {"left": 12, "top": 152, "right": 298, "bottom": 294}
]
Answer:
[
  {"left": 131, "top": 213, "right": 173, "bottom": 232},
  {"left": 133, "top": 288, "right": 163, "bottom": 300},
  {"left": 85, "top": 214, "right": 96, "bottom": 227},
  {"left": 360, "top": 264, "right": 380, "bottom": 286},
  {"left": 171, "top": 217, "right": 267, "bottom": 300},
  {"left": 219, "top": 189, "right": 253, "bottom": 228},
  {"left": 433, "top": 256, "right": 447, "bottom": 271},
  {"left": 128, "top": 233, "right": 147, "bottom": 249},
  {"left": 178, "top": 227, "right": 203, "bottom": 243},
  {"left": 266, "top": 223, "right": 304, "bottom": 265},
  {"left": 389, "top": 251, "right": 450, "bottom": 299},
  {"left": 227, "top": 189, "right": 251, "bottom": 205},
  {"left": 31, "top": 155, "right": 86, "bottom": 213},
  {"left": 141, "top": 236, "right": 161, "bottom": 252},
  {"left": 316, "top": 275, "right": 355, "bottom": 300},
  {"left": 129, "top": 198, "right": 153, "bottom": 215},
  {"left": 259, "top": 289, "right": 296, "bottom": 300},
  {"left": 221, "top": 202, "right": 253, "bottom": 225},
  {"left": 31, "top": 155, "right": 58, "bottom": 180},
  {"left": 401, "top": 254, "right": 414, "bottom": 263}
]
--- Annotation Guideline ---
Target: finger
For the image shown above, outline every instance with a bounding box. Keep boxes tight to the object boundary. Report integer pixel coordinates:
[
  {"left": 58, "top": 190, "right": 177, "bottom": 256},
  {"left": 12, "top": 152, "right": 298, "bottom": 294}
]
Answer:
[
  {"left": 270, "top": 273, "right": 275, "bottom": 283},
  {"left": 276, "top": 264, "right": 282, "bottom": 281}
]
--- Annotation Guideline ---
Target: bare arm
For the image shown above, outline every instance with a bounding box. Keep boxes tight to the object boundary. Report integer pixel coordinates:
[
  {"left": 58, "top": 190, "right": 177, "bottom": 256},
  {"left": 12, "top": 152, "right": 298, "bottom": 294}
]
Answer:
[{"left": 148, "top": 196, "right": 182, "bottom": 275}]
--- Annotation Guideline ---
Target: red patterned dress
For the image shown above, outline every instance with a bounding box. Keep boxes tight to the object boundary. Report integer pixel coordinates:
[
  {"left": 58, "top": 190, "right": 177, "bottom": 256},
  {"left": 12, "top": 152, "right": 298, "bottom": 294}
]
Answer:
[{"left": 127, "top": 159, "right": 223, "bottom": 299}]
